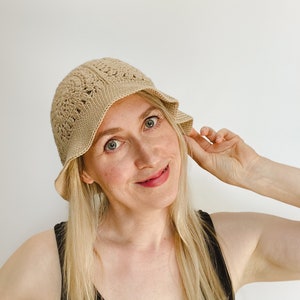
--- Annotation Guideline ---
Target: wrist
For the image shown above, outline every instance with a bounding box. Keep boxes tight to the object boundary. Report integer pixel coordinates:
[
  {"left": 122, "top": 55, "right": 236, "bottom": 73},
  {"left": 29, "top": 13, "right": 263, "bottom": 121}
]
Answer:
[
  {"left": 238, "top": 155, "right": 269, "bottom": 193},
  {"left": 241, "top": 156, "right": 300, "bottom": 207}
]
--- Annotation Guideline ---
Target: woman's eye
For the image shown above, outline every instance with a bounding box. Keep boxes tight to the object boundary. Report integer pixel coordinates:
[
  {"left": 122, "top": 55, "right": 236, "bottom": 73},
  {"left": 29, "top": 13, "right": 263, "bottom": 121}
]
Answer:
[
  {"left": 104, "top": 139, "right": 121, "bottom": 152},
  {"left": 144, "top": 116, "right": 159, "bottom": 129}
]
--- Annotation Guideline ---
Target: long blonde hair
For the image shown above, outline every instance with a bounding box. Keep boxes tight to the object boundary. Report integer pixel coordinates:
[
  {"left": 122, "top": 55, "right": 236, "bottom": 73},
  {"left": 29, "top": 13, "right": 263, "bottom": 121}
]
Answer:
[{"left": 63, "top": 91, "right": 228, "bottom": 299}]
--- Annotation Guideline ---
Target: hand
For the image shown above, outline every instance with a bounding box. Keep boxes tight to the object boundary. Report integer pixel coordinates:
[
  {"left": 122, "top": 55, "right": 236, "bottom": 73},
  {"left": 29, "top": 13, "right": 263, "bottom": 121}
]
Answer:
[{"left": 185, "top": 127, "right": 261, "bottom": 187}]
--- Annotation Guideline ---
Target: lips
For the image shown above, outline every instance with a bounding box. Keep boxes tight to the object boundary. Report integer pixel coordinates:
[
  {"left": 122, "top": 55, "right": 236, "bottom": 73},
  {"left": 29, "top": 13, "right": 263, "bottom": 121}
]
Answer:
[{"left": 137, "top": 165, "right": 170, "bottom": 188}]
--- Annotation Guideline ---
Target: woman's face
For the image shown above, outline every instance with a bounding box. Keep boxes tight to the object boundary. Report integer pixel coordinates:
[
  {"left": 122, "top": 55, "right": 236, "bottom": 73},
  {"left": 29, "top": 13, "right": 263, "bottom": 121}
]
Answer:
[{"left": 82, "top": 94, "right": 181, "bottom": 213}]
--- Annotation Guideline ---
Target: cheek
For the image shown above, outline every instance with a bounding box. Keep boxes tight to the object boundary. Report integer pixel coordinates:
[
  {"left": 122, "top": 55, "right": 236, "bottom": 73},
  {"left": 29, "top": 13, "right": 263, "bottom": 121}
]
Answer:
[
  {"left": 163, "top": 130, "right": 180, "bottom": 155},
  {"left": 97, "top": 163, "right": 128, "bottom": 188},
  {"left": 164, "top": 130, "right": 182, "bottom": 171}
]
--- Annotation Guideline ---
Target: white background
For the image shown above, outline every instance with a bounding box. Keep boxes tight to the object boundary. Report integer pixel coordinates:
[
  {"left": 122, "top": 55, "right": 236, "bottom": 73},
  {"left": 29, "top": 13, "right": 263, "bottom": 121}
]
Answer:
[{"left": 1, "top": 0, "right": 300, "bottom": 299}]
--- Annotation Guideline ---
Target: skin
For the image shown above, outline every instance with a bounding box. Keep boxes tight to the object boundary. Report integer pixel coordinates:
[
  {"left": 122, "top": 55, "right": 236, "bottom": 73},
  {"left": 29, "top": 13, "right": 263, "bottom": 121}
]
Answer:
[
  {"left": 82, "top": 94, "right": 183, "bottom": 299},
  {"left": 1, "top": 95, "right": 300, "bottom": 299},
  {"left": 186, "top": 127, "right": 300, "bottom": 290},
  {"left": 82, "top": 94, "right": 182, "bottom": 216},
  {"left": 0, "top": 230, "right": 61, "bottom": 299}
]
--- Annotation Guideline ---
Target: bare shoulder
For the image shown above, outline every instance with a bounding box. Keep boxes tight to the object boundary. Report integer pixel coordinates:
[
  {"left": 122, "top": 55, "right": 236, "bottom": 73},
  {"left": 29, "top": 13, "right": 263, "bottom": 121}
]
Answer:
[
  {"left": 211, "top": 211, "right": 264, "bottom": 236},
  {"left": 210, "top": 211, "right": 296, "bottom": 248},
  {"left": 210, "top": 212, "right": 265, "bottom": 291},
  {"left": 210, "top": 211, "right": 300, "bottom": 290},
  {"left": 0, "top": 229, "right": 61, "bottom": 300}
]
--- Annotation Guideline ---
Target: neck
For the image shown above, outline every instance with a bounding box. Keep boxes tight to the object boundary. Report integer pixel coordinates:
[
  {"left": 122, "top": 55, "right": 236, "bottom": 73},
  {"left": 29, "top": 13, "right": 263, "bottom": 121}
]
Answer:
[{"left": 98, "top": 207, "right": 174, "bottom": 251}]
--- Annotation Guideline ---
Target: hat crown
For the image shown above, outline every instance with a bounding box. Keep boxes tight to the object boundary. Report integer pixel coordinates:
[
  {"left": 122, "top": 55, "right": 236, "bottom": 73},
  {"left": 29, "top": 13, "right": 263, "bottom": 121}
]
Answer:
[{"left": 51, "top": 58, "right": 153, "bottom": 164}]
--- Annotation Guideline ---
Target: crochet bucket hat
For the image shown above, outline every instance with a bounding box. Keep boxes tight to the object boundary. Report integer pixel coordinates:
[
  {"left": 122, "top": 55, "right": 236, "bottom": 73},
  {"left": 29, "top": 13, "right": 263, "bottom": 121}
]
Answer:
[{"left": 51, "top": 57, "right": 193, "bottom": 200}]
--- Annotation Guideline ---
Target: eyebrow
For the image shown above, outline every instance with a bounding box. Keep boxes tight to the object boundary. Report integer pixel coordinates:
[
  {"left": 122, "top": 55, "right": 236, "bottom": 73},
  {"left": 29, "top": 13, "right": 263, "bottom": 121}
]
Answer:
[
  {"left": 92, "top": 127, "right": 122, "bottom": 146},
  {"left": 139, "top": 105, "right": 159, "bottom": 120},
  {"left": 92, "top": 105, "right": 159, "bottom": 145}
]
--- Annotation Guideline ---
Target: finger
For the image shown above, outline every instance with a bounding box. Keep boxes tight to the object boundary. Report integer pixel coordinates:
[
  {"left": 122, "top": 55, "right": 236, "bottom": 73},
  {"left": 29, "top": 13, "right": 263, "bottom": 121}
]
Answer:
[
  {"left": 200, "top": 126, "right": 227, "bottom": 144},
  {"left": 188, "top": 128, "right": 213, "bottom": 150},
  {"left": 188, "top": 128, "right": 200, "bottom": 138},
  {"left": 200, "top": 126, "right": 217, "bottom": 142},
  {"left": 185, "top": 135, "right": 209, "bottom": 166},
  {"left": 217, "top": 128, "right": 243, "bottom": 142},
  {"left": 201, "top": 127, "right": 241, "bottom": 144}
]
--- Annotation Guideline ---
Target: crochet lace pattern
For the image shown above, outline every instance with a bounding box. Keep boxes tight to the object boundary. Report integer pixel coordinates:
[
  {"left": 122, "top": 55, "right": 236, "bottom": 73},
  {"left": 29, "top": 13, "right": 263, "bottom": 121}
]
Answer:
[{"left": 51, "top": 58, "right": 152, "bottom": 165}]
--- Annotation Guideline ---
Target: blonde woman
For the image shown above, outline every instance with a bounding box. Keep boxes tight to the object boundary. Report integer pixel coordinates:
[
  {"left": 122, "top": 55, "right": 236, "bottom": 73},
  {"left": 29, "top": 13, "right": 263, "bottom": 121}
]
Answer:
[{"left": 0, "top": 58, "right": 299, "bottom": 300}]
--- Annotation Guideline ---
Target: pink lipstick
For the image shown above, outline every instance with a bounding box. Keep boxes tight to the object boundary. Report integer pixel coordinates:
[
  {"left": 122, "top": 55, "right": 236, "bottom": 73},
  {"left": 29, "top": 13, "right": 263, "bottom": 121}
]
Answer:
[{"left": 137, "top": 165, "right": 170, "bottom": 188}]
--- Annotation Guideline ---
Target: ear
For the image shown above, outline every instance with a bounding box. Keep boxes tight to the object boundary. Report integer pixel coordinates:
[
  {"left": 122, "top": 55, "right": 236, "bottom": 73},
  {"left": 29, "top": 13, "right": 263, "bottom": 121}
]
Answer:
[{"left": 81, "top": 170, "right": 95, "bottom": 184}]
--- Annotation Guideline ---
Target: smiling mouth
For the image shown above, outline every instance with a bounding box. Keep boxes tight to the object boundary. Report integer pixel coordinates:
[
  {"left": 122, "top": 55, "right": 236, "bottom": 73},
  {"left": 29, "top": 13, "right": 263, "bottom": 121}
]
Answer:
[
  {"left": 141, "top": 165, "right": 169, "bottom": 183},
  {"left": 137, "top": 165, "right": 170, "bottom": 187}
]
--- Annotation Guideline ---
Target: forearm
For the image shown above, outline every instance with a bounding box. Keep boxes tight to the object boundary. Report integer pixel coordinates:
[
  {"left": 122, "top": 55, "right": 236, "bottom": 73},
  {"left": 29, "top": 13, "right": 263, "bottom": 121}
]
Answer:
[
  {"left": 187, "top": 127, "right": 300, "bottom": 207},
  {"left": 242, "top": 157, "right": 300, "bottom": 208}
]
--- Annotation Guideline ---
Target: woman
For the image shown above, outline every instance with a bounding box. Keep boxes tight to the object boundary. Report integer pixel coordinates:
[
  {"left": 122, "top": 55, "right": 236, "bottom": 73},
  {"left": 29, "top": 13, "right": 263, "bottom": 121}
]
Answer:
[{"left": 0, "top": 57, "right": 299, "bottom": 300}]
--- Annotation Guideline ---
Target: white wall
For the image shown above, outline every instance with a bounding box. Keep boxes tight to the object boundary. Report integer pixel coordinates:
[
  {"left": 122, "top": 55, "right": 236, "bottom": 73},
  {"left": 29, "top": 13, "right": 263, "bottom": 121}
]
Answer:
[{"left": 1, "top": 0, "right": 300, "bottom": 298}]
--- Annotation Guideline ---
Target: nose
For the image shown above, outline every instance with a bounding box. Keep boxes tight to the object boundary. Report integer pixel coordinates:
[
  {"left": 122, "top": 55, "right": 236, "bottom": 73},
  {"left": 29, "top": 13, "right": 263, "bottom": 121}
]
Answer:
[{"left": 134, "top": 140, "right": 159, "bottom": 169}]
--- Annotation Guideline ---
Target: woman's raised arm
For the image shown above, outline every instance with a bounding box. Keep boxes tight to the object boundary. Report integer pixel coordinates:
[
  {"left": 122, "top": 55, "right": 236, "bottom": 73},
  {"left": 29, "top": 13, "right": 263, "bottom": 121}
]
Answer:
[{"left": 185, "top": 127, "right": 300, "bottom": 207}]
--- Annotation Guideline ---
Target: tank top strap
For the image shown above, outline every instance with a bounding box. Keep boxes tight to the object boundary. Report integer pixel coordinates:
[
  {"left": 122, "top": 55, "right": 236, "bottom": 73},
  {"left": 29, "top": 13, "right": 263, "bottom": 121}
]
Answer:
[
  {"left": 54, "top": 222, "right": 68, "bottom": 300},
  {"left": 54, "top": 222, "right": 104, "bottom": 300},
  {"left": 199, "top": 210, "right": 234, "bottom": 300}
]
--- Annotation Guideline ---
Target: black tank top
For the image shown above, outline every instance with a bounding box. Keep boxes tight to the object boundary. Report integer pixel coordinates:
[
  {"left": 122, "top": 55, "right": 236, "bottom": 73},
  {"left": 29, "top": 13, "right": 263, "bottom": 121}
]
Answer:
[{"left": 54, "top": 211, "right": 234, "bottom": 300}]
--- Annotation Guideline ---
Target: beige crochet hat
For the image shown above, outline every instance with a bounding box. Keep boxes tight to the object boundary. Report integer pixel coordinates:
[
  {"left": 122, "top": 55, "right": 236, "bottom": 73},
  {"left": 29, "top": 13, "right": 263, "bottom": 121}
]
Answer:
[{"left": 51, "top": 57, "right": 193, "bottom": 200}]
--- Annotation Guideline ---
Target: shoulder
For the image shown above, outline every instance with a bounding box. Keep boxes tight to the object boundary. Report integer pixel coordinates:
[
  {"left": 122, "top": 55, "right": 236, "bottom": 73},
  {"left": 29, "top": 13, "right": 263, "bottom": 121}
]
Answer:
[
  {"left": 211, "top": 211, "right": 264, "bottom": 237},
  {"left": 0, "top": 229, "right": 61, "bottom": 300},
  {"left": 210, "top": 211, "right": 300, "bottom": 290},
  {"left": 210, "top": 211, "right": 290, "bottom": 250},
  {"left": 210, "top": 212, "right": 265, "bottom": 291}
]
